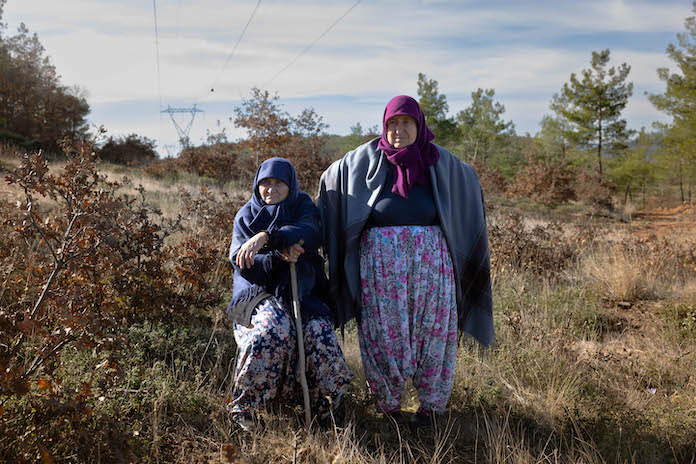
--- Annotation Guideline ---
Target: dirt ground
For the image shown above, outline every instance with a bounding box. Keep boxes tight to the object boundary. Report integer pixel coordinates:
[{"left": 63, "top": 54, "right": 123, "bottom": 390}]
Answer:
[{"left": 627, "top": 204, "right": 696, "bottom": 240}]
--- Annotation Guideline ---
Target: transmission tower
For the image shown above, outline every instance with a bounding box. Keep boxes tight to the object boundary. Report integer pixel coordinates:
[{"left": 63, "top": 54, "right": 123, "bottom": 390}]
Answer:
[
  {"left": 163, "top": 144, "right": 178, "bottom": 158},
  {"left": 161, "top": 105, "right": 203, "bottom": 152}
]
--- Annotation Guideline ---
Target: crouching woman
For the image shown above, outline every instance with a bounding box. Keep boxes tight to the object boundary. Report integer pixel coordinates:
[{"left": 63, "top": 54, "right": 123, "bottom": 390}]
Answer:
[{"left": 226, "top": 157, "right": 353, "bottom": 430}]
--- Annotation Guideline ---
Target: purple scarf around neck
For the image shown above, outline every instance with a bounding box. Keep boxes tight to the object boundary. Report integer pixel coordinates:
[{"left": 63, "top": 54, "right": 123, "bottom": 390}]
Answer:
[{"left": 377, "top": 95, "right": 440, "bottom": 198}]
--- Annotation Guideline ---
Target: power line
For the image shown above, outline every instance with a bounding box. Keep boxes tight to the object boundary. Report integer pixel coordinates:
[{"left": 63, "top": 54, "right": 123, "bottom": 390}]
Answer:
[
  {"left": 152, "top": 0, "right": 163, "bottom": 110},
  {"left": 263, "top": 0, "right": 362, "bottom": 88},
  {"left": 203, "top": 0, "right": 263, "bottom": 101},
  {"left": 175, "top": 0, "right": 182, "bottom": 41}
]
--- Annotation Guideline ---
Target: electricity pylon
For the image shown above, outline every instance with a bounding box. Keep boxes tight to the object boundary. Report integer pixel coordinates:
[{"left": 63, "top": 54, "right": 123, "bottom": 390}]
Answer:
[{"left": 161, "top": 105, "right": 203, "bottom": 153}]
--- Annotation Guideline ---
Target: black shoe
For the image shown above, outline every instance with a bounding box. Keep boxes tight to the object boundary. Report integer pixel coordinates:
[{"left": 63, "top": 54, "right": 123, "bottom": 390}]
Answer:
[
  {"left": 383, "top": 410, "right": 407, "bottom": 428},
  {"left": 409, "top": 411, "right": 435, "bottom": 431},
  {"left": 317, "top": 398, "right": 346, "bottom": 429}
]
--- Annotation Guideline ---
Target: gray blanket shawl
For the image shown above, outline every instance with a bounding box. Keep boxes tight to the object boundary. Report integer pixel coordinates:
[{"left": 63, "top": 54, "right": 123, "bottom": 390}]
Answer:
[{"left": 318, "top": 138, "right": 494, "bottom": 346}]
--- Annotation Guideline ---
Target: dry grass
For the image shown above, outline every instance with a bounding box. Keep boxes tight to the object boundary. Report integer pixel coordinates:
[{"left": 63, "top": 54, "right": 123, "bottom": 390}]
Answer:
[
  {"left": 4, "top": 154, "right": 696, "bottom": 463},
  {"left": 577, "top": 244, "right": 663, "bottom": 301},
  {"left": 97, "top": 162, "right": 247, "bottom": 221},
  {"left": 0, "top": 144, "right": 24, "bottom": 203},
  {"left": 202, "top": 407, "right": 605, "bottom": 464}
]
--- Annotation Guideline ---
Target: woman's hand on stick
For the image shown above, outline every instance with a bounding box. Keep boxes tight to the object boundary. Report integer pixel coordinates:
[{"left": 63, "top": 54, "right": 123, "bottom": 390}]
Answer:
[
  {"left": 280, "top": 240, "right": 304, "bottom": 263},
  {"left": 236, "top": 231, "right": 269, "bottom": 269}
]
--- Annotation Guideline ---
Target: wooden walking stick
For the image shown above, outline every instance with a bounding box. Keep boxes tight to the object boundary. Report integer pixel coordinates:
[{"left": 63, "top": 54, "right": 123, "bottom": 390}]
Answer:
[{"left": 290, "top": 261, "right": 312, "bottom": 428}]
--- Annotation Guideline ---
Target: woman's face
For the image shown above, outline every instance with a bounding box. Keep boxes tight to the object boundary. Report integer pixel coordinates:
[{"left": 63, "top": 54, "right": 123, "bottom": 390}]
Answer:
[
  {"left": 258, "top": 177, "right": 289, "bottom": 205},
  {"left": 386, "top": 114, "right": 418, "bottom": 148}
]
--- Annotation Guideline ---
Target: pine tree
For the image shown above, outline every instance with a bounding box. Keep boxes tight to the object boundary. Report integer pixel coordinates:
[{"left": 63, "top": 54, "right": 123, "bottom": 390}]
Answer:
[
  {"left": 555, "top": 49, "right": 633, "bottom": 177},
  {"left": 648, "top": 1, "right": 696, "bottom": 201},
  {"left": 416, "top": 73, "right": 458, "bottom": 146},
  {"left": 456, "top": 88, "right": 515, "bottom": 164},
  {"left": 608, "top": 128, "right": 658, "bottom": 205}
]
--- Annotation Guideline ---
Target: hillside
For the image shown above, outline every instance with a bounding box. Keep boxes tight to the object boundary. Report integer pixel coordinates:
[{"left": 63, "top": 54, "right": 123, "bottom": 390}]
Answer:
[{"left": 1, "top": 148, "right": 695, "bottom": 463}]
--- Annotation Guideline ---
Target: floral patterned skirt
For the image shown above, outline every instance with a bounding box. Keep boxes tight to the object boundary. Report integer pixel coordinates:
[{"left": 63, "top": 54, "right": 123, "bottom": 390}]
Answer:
[
  {"left": 230, "top": 296, "right": 353, "bottom": 418},
  {"left": 358, "top": 225, "right": 458, "bottom": 414}
]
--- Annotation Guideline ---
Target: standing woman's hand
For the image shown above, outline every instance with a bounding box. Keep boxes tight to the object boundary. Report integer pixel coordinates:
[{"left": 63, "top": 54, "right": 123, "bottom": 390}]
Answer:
[{"left": 236, "top": 231, "right": 269, "bottom": 269}]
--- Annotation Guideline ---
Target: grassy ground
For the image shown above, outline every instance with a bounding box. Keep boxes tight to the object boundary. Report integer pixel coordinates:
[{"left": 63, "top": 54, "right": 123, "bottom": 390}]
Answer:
[{"left": 2, "top": 150, "right": 695, "bottom": 463}]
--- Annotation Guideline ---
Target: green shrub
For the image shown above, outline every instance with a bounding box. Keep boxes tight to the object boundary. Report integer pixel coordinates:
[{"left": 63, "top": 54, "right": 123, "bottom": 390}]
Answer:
[{"left": 96, "top": 134, "right": 158, "bottom": 165}]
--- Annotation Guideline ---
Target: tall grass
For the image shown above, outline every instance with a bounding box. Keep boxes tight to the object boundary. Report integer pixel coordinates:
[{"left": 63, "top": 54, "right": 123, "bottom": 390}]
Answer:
[
  {"left": 4, "top": 157, "right": 696, "bottom": 463},
  {"left": 578, "top": 244, "right": 663, "bottom": 301}
]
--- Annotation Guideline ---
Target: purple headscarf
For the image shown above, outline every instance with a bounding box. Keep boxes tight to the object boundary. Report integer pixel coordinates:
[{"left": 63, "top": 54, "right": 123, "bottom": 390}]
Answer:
[{"left": 377, "top": 95, "right": 440, "bottom": 198}]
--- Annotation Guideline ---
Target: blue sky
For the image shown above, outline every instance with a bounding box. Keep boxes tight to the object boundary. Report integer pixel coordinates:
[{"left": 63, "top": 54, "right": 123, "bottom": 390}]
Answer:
[{"left": 3, "top": 0, "right": 693, "bottom": 155}]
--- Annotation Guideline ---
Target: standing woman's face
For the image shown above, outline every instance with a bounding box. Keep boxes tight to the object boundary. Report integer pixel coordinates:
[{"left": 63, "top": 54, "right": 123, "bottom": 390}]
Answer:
[
  {"left": 386, "top": 114, "right": 418, "bottom": 148},
  {"left": 258, "top": 177, "right": 289, "bottom": 205}
]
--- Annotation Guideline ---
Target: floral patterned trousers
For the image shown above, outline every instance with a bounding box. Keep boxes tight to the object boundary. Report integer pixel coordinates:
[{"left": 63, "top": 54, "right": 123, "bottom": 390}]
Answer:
[
  {"left": 358, "top": 225, "right": 458, "bottom": 414},
  {"left": 230, "top": 296, "right": 353, "bottom": 417}
]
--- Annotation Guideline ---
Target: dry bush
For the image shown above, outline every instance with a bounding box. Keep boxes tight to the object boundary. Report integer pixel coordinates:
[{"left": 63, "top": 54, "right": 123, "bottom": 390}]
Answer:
[
  {"left": 510, "top": 155, "right": 576, "bottom": 205},
  {"left": 488, "top": 213, "right": 579, "bottom": 279},
  {"left": 282, "top": 130, "right": 332, "bottom": 195},
  {"left": 146, "top": 143, "right": 257, "bottom": 186},
  {"left": 142, "top": 155, "right": 181, "bottom": 180},
  {"left": 172, "top": 185, "right": 247, "bottom": 295},
  {"left": 577, "top": 236, "right": 696, "bottom": 301},
  {"left": 179, "top": 143, "right": 256, "bottom": 184},
  {"left": 574, "top": 168, "right": 614, "bottom": 209},
  {"left": 469, "top": 159, "right": 510, "bottom": 197},
  {"left": 0, "top": 145, "right": 245, "bottom": 461}
]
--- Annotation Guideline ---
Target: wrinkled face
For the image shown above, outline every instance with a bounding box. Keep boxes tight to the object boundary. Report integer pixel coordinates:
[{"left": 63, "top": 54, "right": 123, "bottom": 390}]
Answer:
[
  {"left": 386, "top": 114, "right": 418, "bottom": 148},
  {"left": 258, "top": 177, "right": 289, "bottom": 205}
]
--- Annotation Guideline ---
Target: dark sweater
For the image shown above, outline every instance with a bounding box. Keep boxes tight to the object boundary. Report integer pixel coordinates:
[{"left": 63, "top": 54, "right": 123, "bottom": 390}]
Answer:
[{"left": 367, "top": 165, "right": 438, "bottom": 227}]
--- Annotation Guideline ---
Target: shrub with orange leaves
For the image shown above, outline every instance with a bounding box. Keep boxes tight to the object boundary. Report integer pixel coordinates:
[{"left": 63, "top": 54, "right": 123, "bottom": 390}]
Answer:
[{"left": 0, "top": 141, "right": 244, "bottom": 461}]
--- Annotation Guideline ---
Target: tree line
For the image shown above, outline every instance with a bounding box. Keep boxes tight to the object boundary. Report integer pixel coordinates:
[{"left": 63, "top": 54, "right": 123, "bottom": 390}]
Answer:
[
  {"left": 3, "top": 0, "right": 696, "bottom": 206},
  {"left": 417, "top": 2, "right": 696, "bottom": 205},
  {"left": 0, "top": 0, "right": 89, "bottom": 154}
]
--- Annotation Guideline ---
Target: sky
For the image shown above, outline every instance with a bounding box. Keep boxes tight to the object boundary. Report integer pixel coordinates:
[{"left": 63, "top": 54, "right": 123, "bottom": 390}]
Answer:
[{"left": 3, "top": 0, "right": 693, "bottom": 156}]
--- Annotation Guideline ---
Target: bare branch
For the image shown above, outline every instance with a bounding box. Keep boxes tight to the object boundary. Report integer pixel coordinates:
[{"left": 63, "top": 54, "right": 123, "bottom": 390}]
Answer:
[
  {"left": 22, "top": 334, "right": 76, "bottom": 380},
  {"left": 26, "top": 196, "right": 59, "bottom": 265}
]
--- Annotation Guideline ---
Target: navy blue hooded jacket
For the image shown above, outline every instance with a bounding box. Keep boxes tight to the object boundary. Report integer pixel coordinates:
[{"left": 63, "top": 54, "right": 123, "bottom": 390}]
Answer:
[{"left": 227, "top": 157, "right": 331, "bottom": 325}]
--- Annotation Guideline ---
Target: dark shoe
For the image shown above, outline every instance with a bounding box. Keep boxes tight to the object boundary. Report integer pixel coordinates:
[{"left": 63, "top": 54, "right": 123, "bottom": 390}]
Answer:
[
  {"left": 383, "top": 409, "right": 407, "bottom": 428},
  {"left": 317, "top": 400, "right": 346, "bottom": 429},
  {"left": 409, "top": 410, "right": 435, "bottom": 431}
]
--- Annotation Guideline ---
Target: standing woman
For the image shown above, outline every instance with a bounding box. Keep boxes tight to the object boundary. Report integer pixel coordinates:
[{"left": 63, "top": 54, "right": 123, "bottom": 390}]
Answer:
[
  {"left": 318, "top": 96, "right": 493, "bottom": 426},
  {"left": 227, "top": 157, "right": 353, "bottom": 431}
]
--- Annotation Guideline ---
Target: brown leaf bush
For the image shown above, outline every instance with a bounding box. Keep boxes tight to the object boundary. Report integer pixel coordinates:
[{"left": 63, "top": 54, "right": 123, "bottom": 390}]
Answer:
[
  {"left": 470, "top": 159, "right": 510, "bottom": 197},
  {"left": 233, "top": 88, "right": 332, "bottom": 194},
  {"left": 0, "top": 143, "right": 244, "bottom": 461},
  {"left": 510, "top": 154, "right": 576, "bottom": 205},
  {"left": 145, "top": 142, "right": 257, "bottom": 186},
  {"left": 489, "top": 213, "right": 578, "bottom": 279},
  {"left": 573, "top": 168, "right": 614, "bottom": 209}
]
